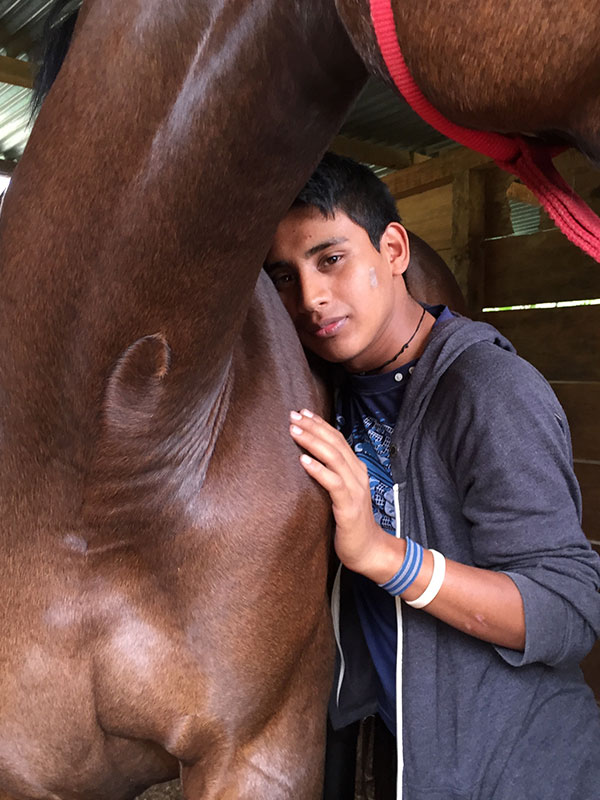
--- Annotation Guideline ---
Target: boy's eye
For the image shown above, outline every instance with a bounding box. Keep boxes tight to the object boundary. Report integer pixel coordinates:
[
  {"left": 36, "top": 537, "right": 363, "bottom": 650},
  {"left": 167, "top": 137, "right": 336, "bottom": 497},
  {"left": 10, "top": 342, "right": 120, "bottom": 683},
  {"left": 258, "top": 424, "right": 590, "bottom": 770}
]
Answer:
[
  {"left": 270, "top": 271, "right": 295, "bottom": 290},
  {"left": 323, "top": 254, "right": 342, "bottom": 266}
]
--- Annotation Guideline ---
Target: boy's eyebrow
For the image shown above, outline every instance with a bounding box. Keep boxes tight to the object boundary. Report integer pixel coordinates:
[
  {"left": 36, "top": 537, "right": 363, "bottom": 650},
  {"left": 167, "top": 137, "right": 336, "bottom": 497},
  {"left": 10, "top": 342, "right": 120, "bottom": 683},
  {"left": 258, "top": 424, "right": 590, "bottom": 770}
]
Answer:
[
  {"left": 305, "top": 237, "right": 348, "bottom": 258},
  {"left": 265, "top": 237, "right": 349, "bottom": 274}
]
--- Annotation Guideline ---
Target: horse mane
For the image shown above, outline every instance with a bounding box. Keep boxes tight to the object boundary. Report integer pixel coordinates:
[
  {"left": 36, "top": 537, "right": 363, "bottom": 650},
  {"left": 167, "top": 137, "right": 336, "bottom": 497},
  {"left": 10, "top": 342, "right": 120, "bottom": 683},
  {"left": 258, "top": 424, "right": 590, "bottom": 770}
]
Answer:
[{"left": 31, "top": 0, "right": 80, "bottom": 114}]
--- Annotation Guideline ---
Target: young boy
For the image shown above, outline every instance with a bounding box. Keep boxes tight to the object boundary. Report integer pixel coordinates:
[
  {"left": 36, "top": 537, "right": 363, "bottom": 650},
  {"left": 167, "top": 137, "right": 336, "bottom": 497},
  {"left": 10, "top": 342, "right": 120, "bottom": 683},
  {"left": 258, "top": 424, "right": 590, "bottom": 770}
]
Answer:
[{"left": 265, "top": 153, "right": 600, "bottom": 799}]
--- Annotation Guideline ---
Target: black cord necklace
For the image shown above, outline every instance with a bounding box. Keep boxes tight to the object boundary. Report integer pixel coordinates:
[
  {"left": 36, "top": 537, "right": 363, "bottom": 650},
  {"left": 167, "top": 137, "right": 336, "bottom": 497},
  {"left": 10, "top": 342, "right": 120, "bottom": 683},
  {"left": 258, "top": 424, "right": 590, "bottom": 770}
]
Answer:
[{"left": 358, "top": 306, "right": 427, "bottom": 376}]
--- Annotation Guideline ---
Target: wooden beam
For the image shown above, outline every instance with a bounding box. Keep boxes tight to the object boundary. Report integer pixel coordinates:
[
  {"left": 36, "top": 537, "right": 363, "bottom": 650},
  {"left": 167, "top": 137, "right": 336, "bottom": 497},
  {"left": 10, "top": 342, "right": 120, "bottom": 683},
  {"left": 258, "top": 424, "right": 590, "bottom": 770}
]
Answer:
[
  {"left": 451, "top": 168, "right": 486, "bottom": 316},
  {"left": 0, "top": 55, "right": 33, "bottom": 90},
  {"left": 331, "top": 135, "right": 411, "bottom": 170},
  {"left": 383, "top": 146, "right": 491, "bottom": 199}
]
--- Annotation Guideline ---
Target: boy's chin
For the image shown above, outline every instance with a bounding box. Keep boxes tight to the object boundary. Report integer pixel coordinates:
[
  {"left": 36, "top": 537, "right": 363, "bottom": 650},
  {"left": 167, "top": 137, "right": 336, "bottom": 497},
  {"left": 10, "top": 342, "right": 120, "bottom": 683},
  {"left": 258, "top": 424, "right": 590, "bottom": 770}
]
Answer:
[
  {"left": 310, "top": 345, "right": 354, "bottom": 365},
  {"left": 300, "top": 333, "right": 362, "bottom": 367}
]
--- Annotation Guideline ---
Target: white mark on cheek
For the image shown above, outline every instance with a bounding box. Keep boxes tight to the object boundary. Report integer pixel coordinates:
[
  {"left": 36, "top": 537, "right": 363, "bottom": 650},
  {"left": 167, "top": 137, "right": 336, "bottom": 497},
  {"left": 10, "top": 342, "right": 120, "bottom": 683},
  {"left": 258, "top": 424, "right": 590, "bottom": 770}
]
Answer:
[{"left": 369, "top": 268, "right": 378, "bottom": 288}]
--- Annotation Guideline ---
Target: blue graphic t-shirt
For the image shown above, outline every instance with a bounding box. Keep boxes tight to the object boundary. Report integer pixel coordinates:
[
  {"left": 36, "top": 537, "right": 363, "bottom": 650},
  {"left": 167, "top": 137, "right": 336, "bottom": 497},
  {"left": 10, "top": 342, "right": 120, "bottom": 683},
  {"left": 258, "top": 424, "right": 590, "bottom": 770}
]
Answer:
[{"left": 335, "top": 305, "right": 453, "bottom": 733}]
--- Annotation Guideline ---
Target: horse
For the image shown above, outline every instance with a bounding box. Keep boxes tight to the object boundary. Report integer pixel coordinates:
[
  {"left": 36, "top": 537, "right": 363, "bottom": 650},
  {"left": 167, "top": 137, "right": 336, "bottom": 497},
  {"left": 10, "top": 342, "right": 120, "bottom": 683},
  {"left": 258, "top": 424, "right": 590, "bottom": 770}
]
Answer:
[{"left": 0, "top": 1, "right": 597, "bottom": 798}]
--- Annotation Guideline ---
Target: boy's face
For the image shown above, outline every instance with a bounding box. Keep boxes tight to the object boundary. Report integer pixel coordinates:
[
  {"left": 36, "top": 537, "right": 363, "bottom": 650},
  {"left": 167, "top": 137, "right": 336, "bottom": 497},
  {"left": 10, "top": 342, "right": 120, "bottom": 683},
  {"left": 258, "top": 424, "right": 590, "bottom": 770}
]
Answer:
[{"left": 265, "top": 207, "right": 410, "bottom": 371}]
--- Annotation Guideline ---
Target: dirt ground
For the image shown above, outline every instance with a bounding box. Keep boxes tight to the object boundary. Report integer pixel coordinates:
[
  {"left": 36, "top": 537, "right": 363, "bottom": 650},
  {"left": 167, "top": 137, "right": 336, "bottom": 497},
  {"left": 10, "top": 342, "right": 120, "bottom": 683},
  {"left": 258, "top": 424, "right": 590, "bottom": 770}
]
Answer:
[{"left": 137, "top": 781, "right": 182, "bottom": 800}]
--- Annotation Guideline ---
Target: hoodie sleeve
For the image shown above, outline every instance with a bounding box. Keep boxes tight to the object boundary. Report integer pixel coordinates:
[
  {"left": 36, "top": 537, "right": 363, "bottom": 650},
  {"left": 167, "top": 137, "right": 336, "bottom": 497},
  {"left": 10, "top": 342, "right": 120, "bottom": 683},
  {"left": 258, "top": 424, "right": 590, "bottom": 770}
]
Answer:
[{"left": 434, "top": 342, "right": 600, "bottom": 668}]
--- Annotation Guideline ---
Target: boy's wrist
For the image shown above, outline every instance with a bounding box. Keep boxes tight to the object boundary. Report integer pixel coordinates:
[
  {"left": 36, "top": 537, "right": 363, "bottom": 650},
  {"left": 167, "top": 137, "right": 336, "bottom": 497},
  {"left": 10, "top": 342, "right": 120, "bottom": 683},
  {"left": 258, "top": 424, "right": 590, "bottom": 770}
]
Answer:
[{"left": 348, "top": 525, "right": 408, "bottom": 585}]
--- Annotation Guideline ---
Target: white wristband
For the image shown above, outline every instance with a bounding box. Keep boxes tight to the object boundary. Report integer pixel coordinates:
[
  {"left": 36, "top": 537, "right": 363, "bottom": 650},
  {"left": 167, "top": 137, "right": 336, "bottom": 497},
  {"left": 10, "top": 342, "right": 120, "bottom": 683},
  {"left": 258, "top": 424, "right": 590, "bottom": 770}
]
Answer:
[{"left": 404, "top": 549, "right": 446, "bottom": 609}]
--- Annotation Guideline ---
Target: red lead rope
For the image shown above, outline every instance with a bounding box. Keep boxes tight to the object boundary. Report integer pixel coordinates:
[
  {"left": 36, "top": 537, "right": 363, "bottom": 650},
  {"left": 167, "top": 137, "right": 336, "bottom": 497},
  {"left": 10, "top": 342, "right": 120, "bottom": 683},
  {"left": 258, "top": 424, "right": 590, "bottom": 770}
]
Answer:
[{"left": 369, "top": 0, "right": 600, "bottom": 263}]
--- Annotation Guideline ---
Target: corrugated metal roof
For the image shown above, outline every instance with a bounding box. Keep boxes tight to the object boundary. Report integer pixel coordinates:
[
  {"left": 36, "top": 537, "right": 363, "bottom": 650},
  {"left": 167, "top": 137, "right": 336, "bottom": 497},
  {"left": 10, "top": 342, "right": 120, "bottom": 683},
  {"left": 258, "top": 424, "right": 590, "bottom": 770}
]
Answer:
[
  {"left": 0, "top": 83, "right": 30, "bottom": 158},
  {"left": 343, "top": 79, "right": 450, "bottom": 154},
  {"left": 508, "top": 198, "right": 542, "bottom": 237}
]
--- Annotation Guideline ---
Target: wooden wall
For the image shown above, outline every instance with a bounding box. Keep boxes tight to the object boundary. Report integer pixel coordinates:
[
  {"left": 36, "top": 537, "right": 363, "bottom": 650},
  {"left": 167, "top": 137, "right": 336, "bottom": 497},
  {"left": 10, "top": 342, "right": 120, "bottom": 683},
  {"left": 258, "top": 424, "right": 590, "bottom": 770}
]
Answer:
[{"left": 386, "top": 149, "right": 600, "bottom": 699}]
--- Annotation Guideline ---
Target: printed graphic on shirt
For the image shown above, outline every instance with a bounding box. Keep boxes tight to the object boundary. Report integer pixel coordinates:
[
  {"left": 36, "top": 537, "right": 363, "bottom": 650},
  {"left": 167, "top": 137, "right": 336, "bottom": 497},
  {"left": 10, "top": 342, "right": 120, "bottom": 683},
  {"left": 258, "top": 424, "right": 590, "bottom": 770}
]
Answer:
[{"left": 347, "top": 416, "right": 396, "bottom": 535}]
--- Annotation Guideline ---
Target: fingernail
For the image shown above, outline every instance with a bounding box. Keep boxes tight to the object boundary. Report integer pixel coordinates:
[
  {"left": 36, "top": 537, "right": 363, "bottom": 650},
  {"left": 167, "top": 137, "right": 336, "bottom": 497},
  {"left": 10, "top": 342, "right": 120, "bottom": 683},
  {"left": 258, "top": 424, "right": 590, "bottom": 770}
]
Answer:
[
  {"left": 290, "top": 425, "right": 303, "bottom": 435},
  {"left": 290, "top": 411, "right": 302, "bottom": 421},
  {"left": 301, "top": 409, "right": 314, "bottom": 418},
  {"left": 300, "top": 454, "right": 312, "bottom": 465}
]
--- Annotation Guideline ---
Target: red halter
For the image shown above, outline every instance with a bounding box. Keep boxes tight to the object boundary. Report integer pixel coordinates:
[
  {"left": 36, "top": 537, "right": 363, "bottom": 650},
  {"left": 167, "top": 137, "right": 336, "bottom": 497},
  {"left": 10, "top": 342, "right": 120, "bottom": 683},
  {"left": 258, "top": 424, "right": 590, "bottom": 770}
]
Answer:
[{"left": 369, "top": 0, "right": 600, "bottom": 263}]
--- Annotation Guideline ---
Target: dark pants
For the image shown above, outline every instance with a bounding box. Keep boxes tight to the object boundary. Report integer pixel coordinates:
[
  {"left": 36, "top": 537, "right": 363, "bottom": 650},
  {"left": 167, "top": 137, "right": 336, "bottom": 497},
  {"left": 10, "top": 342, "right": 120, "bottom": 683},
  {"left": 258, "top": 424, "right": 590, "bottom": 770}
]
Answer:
[{"left": 323, "top": 716, "right": 397, "bottom": 800}]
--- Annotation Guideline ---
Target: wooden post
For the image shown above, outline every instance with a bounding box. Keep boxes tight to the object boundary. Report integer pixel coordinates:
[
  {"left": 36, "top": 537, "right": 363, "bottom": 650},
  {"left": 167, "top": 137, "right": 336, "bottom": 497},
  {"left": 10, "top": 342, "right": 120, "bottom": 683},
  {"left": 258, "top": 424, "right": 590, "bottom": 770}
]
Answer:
[
  {"left": 451, "top": 169, "right": 486, "bottom": 318},
  {"left": 0, "top": 55, "right": 33, "bottom": 89}
]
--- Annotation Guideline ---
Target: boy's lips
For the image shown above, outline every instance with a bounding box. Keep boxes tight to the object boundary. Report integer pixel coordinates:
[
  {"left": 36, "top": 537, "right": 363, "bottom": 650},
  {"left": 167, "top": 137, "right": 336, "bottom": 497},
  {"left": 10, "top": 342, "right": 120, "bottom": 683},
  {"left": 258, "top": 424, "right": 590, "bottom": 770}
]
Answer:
[{"left": 310, "top": 317, "right": 347, "bottom": 338}]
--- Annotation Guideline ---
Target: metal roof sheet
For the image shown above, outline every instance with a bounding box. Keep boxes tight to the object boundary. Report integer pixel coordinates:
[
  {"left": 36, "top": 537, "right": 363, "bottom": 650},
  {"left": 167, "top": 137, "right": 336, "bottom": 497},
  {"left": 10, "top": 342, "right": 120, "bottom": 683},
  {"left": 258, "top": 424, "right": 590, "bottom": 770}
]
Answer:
[
  {"left": 344, "top": 80, "right": 450, "bottom": 154},
  {"left": 0, "top": 82, "right": 30, "bottom": 158}
]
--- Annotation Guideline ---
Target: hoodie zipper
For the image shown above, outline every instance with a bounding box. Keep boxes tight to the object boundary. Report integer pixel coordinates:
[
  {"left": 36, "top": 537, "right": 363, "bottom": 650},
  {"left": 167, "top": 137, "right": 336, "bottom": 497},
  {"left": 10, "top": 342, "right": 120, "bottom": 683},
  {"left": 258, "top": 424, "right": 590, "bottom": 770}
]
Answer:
[
  {"left": 331, "top": 483, "right": 405, "bottom": 799},
  {"left": 393, "top": 482, "right": 404, "bottom": 800}
]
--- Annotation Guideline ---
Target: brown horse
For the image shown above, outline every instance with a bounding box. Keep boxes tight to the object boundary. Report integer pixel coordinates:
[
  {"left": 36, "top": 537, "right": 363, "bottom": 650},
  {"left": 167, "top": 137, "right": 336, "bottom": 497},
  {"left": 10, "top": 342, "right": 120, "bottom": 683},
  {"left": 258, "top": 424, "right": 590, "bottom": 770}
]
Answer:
[{"left": 0, "top": 1, "right": 597, "bottom": 798}]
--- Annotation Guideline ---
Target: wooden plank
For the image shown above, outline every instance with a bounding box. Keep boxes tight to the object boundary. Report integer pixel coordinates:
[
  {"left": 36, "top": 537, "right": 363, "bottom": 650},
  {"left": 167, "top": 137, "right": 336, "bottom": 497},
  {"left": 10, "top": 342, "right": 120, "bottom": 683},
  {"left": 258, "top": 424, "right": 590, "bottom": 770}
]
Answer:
[
  {"left": 574, "top": 462, "right": 600, "bottom": 542},
  {"left": 331, "top": 135, "right": 411, "bottom": 170},
  {"left": 0, "top": 55, "right": 33, "bottom": 90},
  {"left": 396, "top": 184, "right": 453, "bottom": 254},
  {"left": 483, "top": 229, "right": 600, "bottom": 307},
  {"left": 552, "top": 383, "right": 600, "bottom": 462},
  {"left": 383, "top": 146, "right": 491, "bottom": 200},
  {"left": 452, "top": 170, "right": 485, "bottom": 316},
  {"left": 483, "top": 306, "right": 600, "bottom": 381}
]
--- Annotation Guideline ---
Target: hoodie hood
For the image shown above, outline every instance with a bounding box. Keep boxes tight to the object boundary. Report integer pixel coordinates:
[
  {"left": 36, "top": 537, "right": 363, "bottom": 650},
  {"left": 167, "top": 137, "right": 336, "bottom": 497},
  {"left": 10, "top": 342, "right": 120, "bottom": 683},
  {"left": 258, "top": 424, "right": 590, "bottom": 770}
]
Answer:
[{"left": 391, "top": 314, "right": 516, "bottom": 482}]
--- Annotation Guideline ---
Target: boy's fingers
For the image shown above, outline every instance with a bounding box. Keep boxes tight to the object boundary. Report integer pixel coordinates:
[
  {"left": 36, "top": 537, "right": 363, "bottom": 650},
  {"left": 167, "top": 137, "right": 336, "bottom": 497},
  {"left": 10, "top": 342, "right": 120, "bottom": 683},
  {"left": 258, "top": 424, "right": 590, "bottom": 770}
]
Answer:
[
  {"left": 290, "top": 412, "right": 359, "bottom": 470},
  {"left": 300, "top": 455, "right": 347, "bottom": 498},
  {"left": 292, "top": 410, "right": 344, "bottom": 442},
  {"left": 290, "top": 425, "right": 353, "bottom": 478}
]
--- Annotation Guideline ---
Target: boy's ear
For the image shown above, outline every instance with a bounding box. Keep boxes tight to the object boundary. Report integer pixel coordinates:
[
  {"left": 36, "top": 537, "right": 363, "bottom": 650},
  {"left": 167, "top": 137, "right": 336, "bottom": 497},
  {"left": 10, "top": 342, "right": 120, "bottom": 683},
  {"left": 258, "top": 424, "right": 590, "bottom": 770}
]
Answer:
[{"left": 381, "top": 222, "right": 410, "bottom": 276}]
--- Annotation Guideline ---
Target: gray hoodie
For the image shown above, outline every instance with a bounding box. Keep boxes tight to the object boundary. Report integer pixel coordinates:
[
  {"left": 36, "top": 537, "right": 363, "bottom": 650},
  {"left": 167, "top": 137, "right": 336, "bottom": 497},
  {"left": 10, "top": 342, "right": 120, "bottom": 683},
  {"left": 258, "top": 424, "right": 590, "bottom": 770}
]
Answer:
[{"left": 331, "top": 314, "right": 600, "bottom": 800}]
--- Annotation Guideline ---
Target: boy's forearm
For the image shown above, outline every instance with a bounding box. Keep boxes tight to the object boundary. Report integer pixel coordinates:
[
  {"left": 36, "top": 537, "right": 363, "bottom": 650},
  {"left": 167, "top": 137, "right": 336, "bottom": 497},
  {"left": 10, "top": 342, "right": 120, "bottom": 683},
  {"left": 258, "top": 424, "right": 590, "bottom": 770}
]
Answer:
[
  {"left": 367, "top": 534, "right": 526, "bottom": 651},
  {"left": 289, "top": 409, "right": 527, "bottom": 652}
]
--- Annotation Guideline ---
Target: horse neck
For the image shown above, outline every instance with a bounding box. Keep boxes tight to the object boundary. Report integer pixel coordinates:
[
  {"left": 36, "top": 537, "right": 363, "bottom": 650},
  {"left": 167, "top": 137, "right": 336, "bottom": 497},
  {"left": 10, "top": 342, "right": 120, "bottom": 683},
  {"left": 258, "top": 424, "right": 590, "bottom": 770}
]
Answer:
[{"left": 0, "top": 0, "right": 366, "bottom": 466}]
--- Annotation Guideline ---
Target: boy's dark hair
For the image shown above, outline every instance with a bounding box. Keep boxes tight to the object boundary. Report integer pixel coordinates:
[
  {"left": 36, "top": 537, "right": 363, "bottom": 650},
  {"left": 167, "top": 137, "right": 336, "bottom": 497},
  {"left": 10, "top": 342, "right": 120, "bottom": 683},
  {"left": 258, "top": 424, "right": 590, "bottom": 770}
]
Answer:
[{"left": 292, "top": 152, "right": 401, "bottom": 250}]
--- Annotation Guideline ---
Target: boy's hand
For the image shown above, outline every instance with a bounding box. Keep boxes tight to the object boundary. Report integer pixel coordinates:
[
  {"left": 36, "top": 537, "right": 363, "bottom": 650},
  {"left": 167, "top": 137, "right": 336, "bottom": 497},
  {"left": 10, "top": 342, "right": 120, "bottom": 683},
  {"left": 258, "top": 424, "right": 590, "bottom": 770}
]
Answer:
[{"left": 289, "top": 409, "right": 403, "bottom": 583}]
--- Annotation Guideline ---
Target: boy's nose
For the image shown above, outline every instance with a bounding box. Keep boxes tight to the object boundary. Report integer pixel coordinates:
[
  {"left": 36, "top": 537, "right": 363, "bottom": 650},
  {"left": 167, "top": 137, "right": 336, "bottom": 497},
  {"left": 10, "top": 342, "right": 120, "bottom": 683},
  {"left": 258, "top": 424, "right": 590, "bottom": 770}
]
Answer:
[{"left": 299, "top": 273, "right": 330, "bottom": 312}]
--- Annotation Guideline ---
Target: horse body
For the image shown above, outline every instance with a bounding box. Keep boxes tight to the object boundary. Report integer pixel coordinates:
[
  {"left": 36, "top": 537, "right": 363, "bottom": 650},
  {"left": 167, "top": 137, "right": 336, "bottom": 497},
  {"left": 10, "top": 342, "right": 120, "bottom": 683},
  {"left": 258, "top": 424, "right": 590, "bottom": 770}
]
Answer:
[
  {"left": 0, "top": 2, "right": 366, "bottom": 797},
  {"left": 1, "top": 0, "right": 598, "bottom": 797},
  {"left": 1, "top": 284, "right": 335, "bottom": 800},
  {"left": 337, "top": 0, "right": 600, "bottom": 157}
]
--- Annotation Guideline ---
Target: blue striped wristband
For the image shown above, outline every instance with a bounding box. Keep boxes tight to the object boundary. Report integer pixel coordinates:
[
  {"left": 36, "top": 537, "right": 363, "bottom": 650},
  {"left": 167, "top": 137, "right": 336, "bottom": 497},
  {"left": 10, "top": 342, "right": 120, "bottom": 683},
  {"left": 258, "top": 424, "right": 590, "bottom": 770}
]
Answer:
[{"left": 378, "top": 537, "right": 424, "bottom": 596}]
